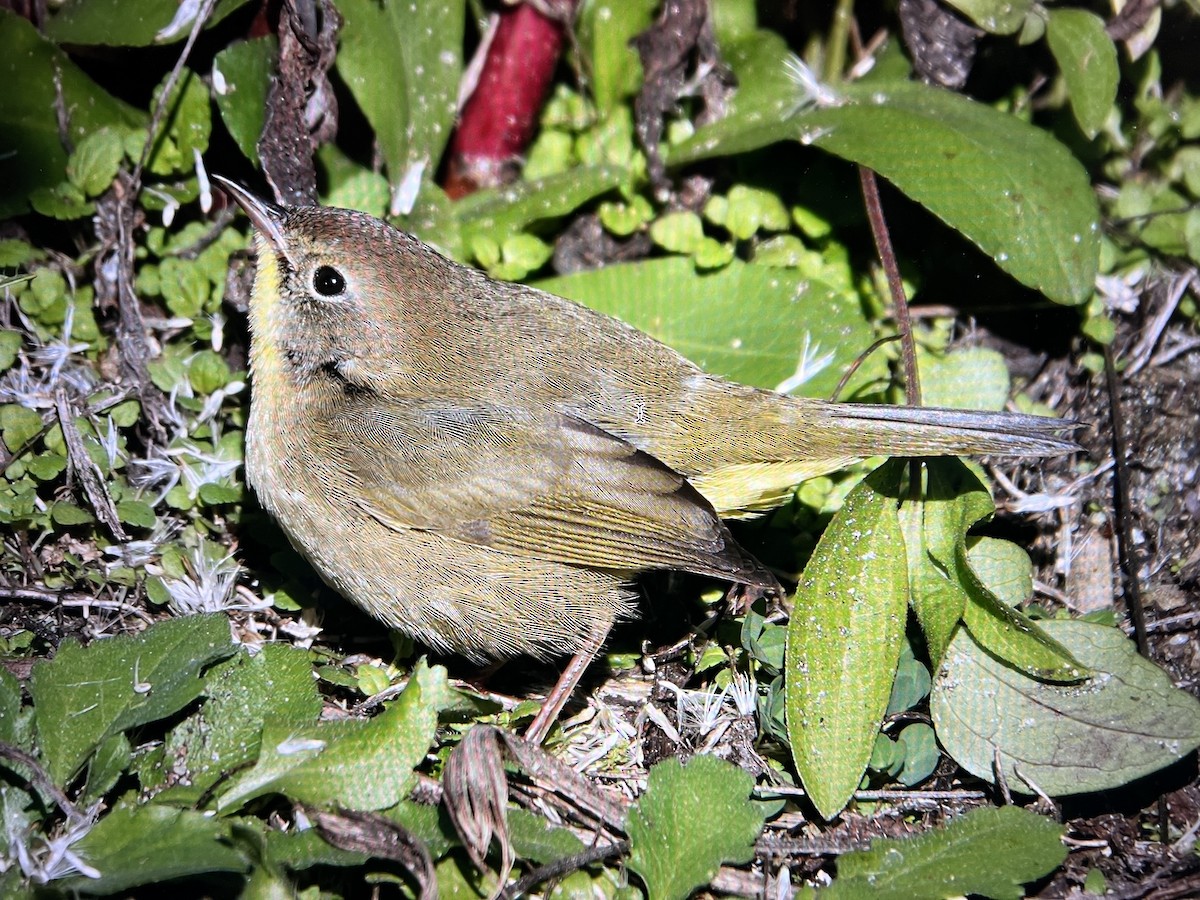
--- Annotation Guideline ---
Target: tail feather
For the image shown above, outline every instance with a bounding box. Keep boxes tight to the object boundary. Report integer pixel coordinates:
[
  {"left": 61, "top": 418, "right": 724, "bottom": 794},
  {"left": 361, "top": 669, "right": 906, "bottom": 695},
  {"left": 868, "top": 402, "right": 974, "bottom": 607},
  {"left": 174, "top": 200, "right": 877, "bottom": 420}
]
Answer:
[{"left": 815, "top": 402, "right": 1082, "bottom": 458}]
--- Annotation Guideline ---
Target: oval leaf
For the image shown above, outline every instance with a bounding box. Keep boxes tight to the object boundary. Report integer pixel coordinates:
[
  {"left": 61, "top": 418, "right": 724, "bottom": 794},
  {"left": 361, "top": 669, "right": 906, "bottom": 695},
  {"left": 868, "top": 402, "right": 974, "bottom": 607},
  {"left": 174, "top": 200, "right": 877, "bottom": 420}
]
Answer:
[
  {"left": 1045, "top": 9, "right": 1120, "bottom": 140},
  {"left": 786, "top": 461, "right": 909, "bottom": 819},
  {"left": 931, "top": 620, "right": 1200, "bottom": 796}
]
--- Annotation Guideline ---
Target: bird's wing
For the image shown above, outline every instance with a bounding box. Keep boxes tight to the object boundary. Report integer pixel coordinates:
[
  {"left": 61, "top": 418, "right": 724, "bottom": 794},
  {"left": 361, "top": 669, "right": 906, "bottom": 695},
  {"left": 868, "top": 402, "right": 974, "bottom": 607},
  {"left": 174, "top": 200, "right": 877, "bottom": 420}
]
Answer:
[{"left": 327, "top": 394, "right": 771, "bottom": 585}]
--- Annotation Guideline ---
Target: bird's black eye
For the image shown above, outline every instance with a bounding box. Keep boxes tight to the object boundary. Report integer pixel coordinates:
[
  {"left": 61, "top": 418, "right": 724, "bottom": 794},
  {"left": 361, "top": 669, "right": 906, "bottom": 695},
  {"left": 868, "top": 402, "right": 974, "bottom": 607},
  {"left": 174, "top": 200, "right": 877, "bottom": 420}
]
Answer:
[{"left": 312, "top": 265, "right": 346, "bottom": 297}]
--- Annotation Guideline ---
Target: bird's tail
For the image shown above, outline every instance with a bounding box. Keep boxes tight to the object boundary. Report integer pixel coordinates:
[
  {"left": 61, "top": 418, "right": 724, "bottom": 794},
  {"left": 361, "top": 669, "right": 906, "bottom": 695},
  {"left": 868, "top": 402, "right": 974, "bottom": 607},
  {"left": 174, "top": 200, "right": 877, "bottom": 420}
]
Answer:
[{"left": 690, "top": 399, "right": 1081, "bottom": 516}]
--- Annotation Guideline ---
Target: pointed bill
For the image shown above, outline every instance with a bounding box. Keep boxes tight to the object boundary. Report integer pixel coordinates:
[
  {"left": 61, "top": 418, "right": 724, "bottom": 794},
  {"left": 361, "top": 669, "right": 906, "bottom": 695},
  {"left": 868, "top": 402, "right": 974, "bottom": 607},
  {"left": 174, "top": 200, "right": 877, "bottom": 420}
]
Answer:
[{"left": 210, "top": 175, "right": 295, "bottom": 268}]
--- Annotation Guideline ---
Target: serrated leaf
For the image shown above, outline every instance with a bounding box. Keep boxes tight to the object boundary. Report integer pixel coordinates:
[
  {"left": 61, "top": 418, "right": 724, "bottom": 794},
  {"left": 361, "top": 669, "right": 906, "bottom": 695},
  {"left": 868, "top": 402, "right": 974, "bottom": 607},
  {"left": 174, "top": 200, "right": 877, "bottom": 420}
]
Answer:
[
  {"left": 1045, "top": 9, "right": 1119, "bottom": 139},
  {"left": 44, "top": 0, "right": 253, "bottom": 46},
  {"left": 0, "top": 11, "right": 145, "bottom": 217},
  {"left": 786, "top": 461, "right": 908, "bottom": 819},
  {"left": 336, "top": 0, "right": 463, "bottom": 189},
  {"left": 30, "top": 615, "right": 236, "bottom": 785},
  {"left": 212, "top": 36, "right": 277, "bottom": 166},
  {"left": 536, "top": 257, "right": 879, "bottom": 397},
  {"left": 217, "top": 661, "right": 445, "bottom": 812},
  {"left": 676, "top": 80, "right": 1100, "bottom": 305},
  {"left": 819, "top": 806, "right": 1065, "bottom": 900},
  {"left": 66, "top": 804, "right": 246, "bottom": 894},
  {"left": 156, "top": 644, "right": 321, "bottom": 798},
  {"left": 627, "top": 755, "right": 766, "bottom": 900},
  {"left": 66, "top": 128, "right": 125, "bottom": 197},
  {"left": 932, "top": 620, "right": 1200, "bottom": 796}
]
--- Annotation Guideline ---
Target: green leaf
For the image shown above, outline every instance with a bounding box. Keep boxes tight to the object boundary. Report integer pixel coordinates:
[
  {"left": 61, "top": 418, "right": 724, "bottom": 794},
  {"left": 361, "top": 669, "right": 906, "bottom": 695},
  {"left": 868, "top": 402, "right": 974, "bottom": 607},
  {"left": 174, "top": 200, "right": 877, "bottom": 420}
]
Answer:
[
  {"left": 0, "top": 11, "right": 145, "bottom": 217},
  {"left": 676, "top": 80, "right": 1101, "bottom": 305},
  {"left": 218, "top": 661, "right": 446, "bottom": 812},
  {"left": 508, "top": 808, "right": 585, "bottom": 864},
  {"left": 336, "top": 0, "right": 463, "bottom": 189},
  {"left": 577, "top": 0, "right": 657, "bottom": 114},
  {"left": 30, "top": 615, "right": 236, "bottom": 785},
  {"left": 44, "top": 0, "right": 253, "bottom": 47},
  {"left": 627, "top": 755, "right": 766, "bottom": 900},
  {"left": 942, "top": 0, "right": 1034, "bottom": 35},
  {"left": 145, "top": 69, "right": 211, "bottom": 176},
  {"left": 536, "top": 257, "right": 879, "bottom": 397},
  {"left": 920, "top": 348, "right": 1010, "bottom": 412},
  {"left": 895, "top": 723, "right": 939, "bottom": 787},
  {"left": 1045, "top": 9, "right": 1119, "bottom": 139},
  {"left": 649, "top": 211, "right": 706, "bottom": 254},
  {"left": 50, "top": 500, "right": 95, "bottom": 526},
  {"left": 457, "top": 166, "right": 628, "bottom": 241},
  {"left": 157, "top": 644, "right": 321, "bottom": 798},
  {"left": 115, "top": 499, "right": 157, "bottom": 529},
  {"left": 66, "top": 804, "right": 246, "bottom": 894},
  {"left": 66, "top": 127, "right": 125, "bottom": 197},
  {"left": 786, "top": 461, "right": 909, "bottom": 818},
  {"left": 818, "top": 806, "right": 1066, "bottom": 900},
  {"left": 932, "top": 620, "right": 1200, "bottom": 796},
  {"left": 0, "top": 331, "right": 21, "bottom": 373},
  {"left": 30, "top": 182, "right": 95, "bottom": 220},
  {"left": 923, "top": 459, "right": 1084, "bottom": 681},
  {"left": 1, "top": 404, "right": 44, "bottom": 453},
  {"left": 212, "top": 37, "right": 277, "bottom": 166},
  {"left": 967, "top": 536, "right": 1032, "bottom": 607}
]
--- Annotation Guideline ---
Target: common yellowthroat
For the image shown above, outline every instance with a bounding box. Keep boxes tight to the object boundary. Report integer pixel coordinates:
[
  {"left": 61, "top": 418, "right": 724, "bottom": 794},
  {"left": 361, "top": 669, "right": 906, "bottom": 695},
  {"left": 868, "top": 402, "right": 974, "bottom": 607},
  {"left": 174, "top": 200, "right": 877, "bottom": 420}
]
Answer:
[{"left": 215, "top": 178, "right": 1074, "bottom": 726}]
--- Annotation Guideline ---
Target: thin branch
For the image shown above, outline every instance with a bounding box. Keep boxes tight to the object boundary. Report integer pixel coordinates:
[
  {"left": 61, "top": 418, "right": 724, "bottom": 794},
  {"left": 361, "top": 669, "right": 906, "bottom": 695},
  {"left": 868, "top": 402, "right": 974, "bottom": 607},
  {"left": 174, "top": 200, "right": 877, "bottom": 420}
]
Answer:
[
  {"left": 859, "top": 166, "right": 921, "bottom": 406},
  {"left": 499, "top": 840, "right": 628, "bottom": 899}
]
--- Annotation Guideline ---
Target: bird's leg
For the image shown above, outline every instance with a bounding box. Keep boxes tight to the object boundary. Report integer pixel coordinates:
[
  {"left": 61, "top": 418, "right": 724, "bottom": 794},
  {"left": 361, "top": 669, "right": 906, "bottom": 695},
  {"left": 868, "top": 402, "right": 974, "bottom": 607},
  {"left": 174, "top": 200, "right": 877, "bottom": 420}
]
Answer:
[{"left": 524, "top": 624, "right": 610, "bottom": 744}]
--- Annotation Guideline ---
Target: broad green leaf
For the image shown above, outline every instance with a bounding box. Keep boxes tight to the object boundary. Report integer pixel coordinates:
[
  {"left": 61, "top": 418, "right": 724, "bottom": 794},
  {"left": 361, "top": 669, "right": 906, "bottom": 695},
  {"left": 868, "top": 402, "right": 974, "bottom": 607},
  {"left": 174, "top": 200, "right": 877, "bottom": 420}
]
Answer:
[
  {"left": 0, "top": 667, "right": 21, "bottom": 746},
  {"left": 212, "top": 37, "right": 277, "bottom": 166},
  {"left": 943, "top": 0, "right": 1034, "bottom": 34},
  {"left": 924, "top": 459, "right": 1084, "bottom": 681},
  {"left": 967, "top": 536, "right": 1032, "bottom": 607},
  {"left": 577, "top": 0, "right": 658, "bottom": 114},
  {"left": 1045, "top": 9, "right": 1119, "bottom": 139},
  {"left": 819, "top": 806, "right": 1066, "bottom": 900},
  {"left": 786, "top": 461, "right": 908, "bottom": 819},
  {"left": 627, "top": 755, "right": 766, "bottom": 900},
  {"left": 66, "top": 804, "right": 246, "bottom": 894},
  {"left": 217, "top": 661, "right": 445, "bottom": 812},
  {"left": 920, "top": 348, "right": 1010, "bottom": 412},
  {"left": 676, "top": 80, "right": 1100, "bottom": 305},
  {"left": 154, "top": 644, "right": 321, "bottom": 798},
  {"left": 337, "top": 0, "right": 463, "bottom": 189},
  {"left": 537, "top": 257, "right": 879, "bottom": 397},
  {"left": 508, "top": 808, "right": 585, "bottom": 864},
  {"left": 932, "top": 620, "right": 1200, "bottom": 796},
  {"left": 30, "top": 615, "right": 235, "bottom": 785},
  {"left": 0, "top": 11, "right": 144, "bottom": 216},
  {"left": 44, "top": 0, "right": 252, "bottom": 46}
]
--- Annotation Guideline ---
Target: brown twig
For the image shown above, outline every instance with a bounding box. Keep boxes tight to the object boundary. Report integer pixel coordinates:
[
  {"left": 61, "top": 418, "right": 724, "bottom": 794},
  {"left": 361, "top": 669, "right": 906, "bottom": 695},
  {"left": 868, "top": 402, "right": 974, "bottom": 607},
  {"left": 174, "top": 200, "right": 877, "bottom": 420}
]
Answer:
[
  {"left": 1102, "top": 343, "right": 1149, "bottom": 657},
  {"left": 1, "top": 586, "right": 155, "bottom": 624},
  {"left": 499, "top": 840, "right": 628, "bottom": 899},
  {"left": 859, "top": 166, "right": 921, "bottom": 407},
  {"left": 54, "top": 388, "right": 127, "bottom": 541},
  {"left": 829, "top": 334, "right": 901, "bottom": 402},
  {"left": 0, "top": 741, "right": 83, "bottom": 824}
]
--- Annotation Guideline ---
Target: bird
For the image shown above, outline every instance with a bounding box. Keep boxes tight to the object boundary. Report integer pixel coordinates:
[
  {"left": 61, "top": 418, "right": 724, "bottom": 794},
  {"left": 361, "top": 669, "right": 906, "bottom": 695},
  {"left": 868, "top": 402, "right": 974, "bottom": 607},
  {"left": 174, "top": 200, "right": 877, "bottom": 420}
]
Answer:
[{"left": 213, "top": 176, "right": 1077, "bottom": 739}]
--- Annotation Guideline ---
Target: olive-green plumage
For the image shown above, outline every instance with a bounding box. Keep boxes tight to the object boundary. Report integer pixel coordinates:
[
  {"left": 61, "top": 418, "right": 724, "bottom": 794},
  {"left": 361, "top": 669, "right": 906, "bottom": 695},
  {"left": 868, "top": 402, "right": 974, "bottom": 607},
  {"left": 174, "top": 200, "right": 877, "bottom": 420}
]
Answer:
[{"left": 217, "top": 178, "right": 1075, "bottom": 661}]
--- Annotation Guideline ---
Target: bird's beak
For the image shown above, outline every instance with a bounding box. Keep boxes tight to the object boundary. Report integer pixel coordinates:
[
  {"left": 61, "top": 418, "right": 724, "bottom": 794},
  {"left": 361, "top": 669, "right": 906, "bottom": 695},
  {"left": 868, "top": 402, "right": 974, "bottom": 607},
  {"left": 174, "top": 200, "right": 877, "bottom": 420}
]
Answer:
[{"left": 211, "top": 175, "right": 296, "bottom": 268}]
